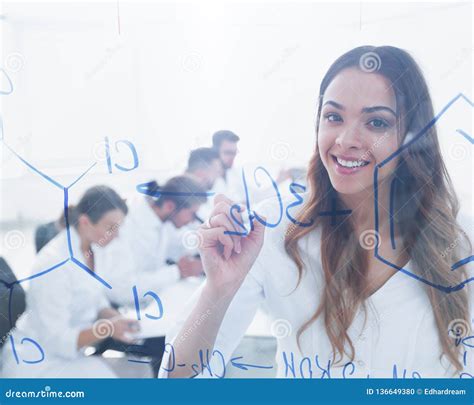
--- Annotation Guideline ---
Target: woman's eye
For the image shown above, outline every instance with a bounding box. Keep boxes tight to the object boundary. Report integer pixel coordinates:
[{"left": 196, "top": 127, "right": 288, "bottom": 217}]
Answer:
[
  {"left": 368, "top": 118, "right": 389, "bottom": 129},
  {"left": 324, "top": 113, "right": 342, "bottom": 122}
]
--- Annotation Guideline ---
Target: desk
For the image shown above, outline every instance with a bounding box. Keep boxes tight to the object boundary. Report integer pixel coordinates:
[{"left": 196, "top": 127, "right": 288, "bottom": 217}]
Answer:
[{"left": 131, "top": 277, "right": 272, "bottom": 339}]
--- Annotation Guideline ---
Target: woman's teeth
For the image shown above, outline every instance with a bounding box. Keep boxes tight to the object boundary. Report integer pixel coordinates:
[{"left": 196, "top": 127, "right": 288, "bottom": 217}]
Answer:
[{"left": 336, "top": 157, "right": 369, "bottom": 168}]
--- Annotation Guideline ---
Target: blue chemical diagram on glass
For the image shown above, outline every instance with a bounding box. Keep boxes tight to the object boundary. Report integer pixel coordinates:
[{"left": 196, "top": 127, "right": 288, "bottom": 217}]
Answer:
[
  {"left": 1, "top": 64, "right": 473, "bottom": 374},
  {"left": 132, "top": 285, "right": 164, "bottom": 321},
  {"left": 375, "top": 93, "right": 473, "bottom": 294},
  {"left": 157, "top": 341, "right": 473, "bottom": 378},
  {"left": 0, "top": 68, "right": 144, "bottom": 365}
]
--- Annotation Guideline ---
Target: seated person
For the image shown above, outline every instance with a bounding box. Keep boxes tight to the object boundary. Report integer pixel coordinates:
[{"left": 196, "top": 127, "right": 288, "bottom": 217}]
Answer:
[
  {"left": 34, "top": 213, "right": 65, "bottom": 253},
  {"left": 184, "top": 147, "right": 223, "bottom": 222},
  {"left": 97, "top": 175, "right": 208, "bottom": 308},
  {"left": 1, "top": 185, "right": 138, "bottom": 378}
]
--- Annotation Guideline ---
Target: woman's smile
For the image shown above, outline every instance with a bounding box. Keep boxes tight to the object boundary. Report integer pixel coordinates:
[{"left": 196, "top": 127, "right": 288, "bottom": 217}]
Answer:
[{"left": 331, "top": 154, "right": 372, "bottom": 176}]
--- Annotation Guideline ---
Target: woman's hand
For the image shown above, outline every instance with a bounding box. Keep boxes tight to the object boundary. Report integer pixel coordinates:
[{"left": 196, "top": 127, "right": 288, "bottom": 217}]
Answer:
[
  {"left": 177, "top": 255, "right": 203, "bottom": 278},
  {"left": 163, "top": 195, "right": 265, "bottom": 377},
  {"left": 198, "top": 194, "right": 266, "bottom": 295},
  {"left": 79, "top": 315, "right": 140, "bottom": 349},
  {"left": 110, "top": 316, "right": 140, "bottom": 344}
]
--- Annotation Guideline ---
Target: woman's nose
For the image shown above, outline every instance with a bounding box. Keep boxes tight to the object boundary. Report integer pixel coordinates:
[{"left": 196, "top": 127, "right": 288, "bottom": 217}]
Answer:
[{"left": 335, "top": 123, "right": 363, "bottom": 149}]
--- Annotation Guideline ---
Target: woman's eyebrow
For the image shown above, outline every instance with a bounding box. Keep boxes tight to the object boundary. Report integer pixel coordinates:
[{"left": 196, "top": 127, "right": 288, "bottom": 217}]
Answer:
[
  {"left": 362, "top": 106, "right": 397, "bottom": 117},
  {"left": 323, "top": 100, "right": 397, "bottom": 117},
  {"left": 322, "top": 100, "right": 345, "bottom": 110}
]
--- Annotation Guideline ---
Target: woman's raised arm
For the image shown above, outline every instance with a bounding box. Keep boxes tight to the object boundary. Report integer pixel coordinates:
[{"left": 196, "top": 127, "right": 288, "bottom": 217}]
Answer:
[{"left": 163, "top": 194, "right": 266, "bottom": 378}]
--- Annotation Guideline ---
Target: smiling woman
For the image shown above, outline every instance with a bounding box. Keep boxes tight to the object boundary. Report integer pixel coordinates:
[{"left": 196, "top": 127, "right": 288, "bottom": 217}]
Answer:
[
  {"left": 286, "top": 45, "right": 472, "bottom": 374},
  {"left": 158, "top": 45, "right": 473, "bottom": 379},
  {"left": 318, "top": 68, "right": 400, "bottom": 193}
]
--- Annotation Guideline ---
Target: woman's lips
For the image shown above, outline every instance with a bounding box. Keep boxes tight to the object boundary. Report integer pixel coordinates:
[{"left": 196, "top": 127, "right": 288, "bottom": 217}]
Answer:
[{"left": 332, "top": 155, "right": 370, "bottom": 175}]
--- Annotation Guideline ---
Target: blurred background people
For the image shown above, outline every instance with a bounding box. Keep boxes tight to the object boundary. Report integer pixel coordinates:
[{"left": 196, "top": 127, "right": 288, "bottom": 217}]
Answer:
[
  {"left": 34, "top": 213, "right": 65, "bottom": 253},
  {"left": 1, "top": 186, "right": 138, "bottom": 378},
  {"left": 211, "top": 130, "right": 244, "bottom": 202},
  {"left": 97, "top": 175, "right": 207, "bottom": 308},
  {"left": 184, "top": 147, "right": 223, "bottom": 222},
  {"left": 185, "top": 147, "right": 223, "bottom": 192}
]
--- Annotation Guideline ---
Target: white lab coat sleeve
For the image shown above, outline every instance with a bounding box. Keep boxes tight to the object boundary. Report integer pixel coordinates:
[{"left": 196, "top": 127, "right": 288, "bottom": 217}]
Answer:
[
  {"left": 98, "top": 217, "right": 183, "bottom": 307},
  {"left": 26, "top": 265, "right": 83, "bottom": 360},
  {"left": 96, "top": 290, "right": 112, "bottom": 311},
  {"left": 99, "top": 239, "right": 181, "bottom": 306},
  {"left": 96, "top": 236, "right": 137, "bottom": 306},
  {"left": 134, "top": 264, "right": 181, "bottom": 296},
  {"left": 163, "top": 225, "right": 199, "bottom": 263},
  {"left": 158, "top": 255, "right": 266, "bottom": 378}
]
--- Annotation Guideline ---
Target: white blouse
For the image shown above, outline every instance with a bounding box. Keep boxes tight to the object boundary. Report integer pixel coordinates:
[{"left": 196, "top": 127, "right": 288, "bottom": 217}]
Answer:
[
  {"left": 2, "top": 227, "right": 110, "bottom": 369},
  {"left": 159, "top": 194, "right": 474, "bottom": 379},
  {"left": 96, "top": 196, "right": 182, "bottom": 307}
]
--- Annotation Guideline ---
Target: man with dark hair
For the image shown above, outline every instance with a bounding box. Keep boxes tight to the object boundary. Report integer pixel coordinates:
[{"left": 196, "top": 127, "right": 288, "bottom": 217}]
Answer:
[
  {"left": 210, "top": 130, "right": 245, "bottom": 202},
  {"left": 95, "top": 176, "right": 207, "bottom": 376},
  {"left": 212, "top": 130, "right": 240, "bottom": 171},
  {"left": 143, "top": 176, "right": 207, "bottom": 227},
  {"left": 210, "top": 130, "right": 303, "bottom": 204},
  {"left": 98, "top": 175, "right": 206, "bottom": 308},
  {"left": 186, "top": 147, "right": 223, "bottom": 190}
]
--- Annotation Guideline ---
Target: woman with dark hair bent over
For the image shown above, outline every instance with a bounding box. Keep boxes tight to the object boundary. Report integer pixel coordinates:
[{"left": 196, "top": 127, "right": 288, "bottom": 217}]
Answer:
[{"left": 2, "top": 186, "right": 138, "bottom": 378}]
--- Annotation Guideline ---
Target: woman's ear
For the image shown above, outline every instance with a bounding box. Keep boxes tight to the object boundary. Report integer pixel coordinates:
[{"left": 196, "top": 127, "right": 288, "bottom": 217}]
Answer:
[
  {"left": 77, "top": 213, "right": 91, "bottom": 228},
  {"left": 163, "top": 200, "right": 177, "bottom": 215}
]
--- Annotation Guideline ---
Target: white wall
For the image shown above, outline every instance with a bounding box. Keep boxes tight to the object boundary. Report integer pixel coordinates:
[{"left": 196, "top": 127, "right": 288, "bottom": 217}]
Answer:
[{"left": 0, "top": 1, "right": 472, "bottom": 222}]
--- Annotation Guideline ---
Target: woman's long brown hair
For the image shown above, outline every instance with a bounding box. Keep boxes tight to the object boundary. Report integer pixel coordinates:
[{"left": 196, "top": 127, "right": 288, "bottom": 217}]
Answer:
[{"left": 284, "top": 46, "right": 471, "bottom": 372}]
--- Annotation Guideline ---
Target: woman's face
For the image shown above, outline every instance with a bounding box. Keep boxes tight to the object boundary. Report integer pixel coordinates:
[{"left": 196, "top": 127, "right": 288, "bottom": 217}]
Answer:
[
  {"left": 317, "top": 67, "right": 402, "bottom": 197},
  {"left": 87, "top": 209, "right": 125, "bottom": 247}
]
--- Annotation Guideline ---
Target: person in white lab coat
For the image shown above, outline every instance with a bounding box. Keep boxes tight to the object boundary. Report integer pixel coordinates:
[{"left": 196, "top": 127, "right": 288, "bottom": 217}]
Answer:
[
  {"left": 184, "top": 147, "right": 224, "bottom": 222},
  {"left": 159, "top": 46, "right": 474, "bottom": 379},
  {"left": 164, "top": 148, "right": 225, "bottom": 262},
  {"left": 211, "top": 130, "right": 244, "bottom": 203},
  {"left": 210, "top": 130, "right": 306, "bottom": 207},
  {"left": 186, "top": 147, "right": 223, "bottom": 194},
  {"left": 97, "top": 176, "right": 209, "bottom": 307},
  {"left": 1, "top": 186, "right": 138, "bottom": 378}
]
